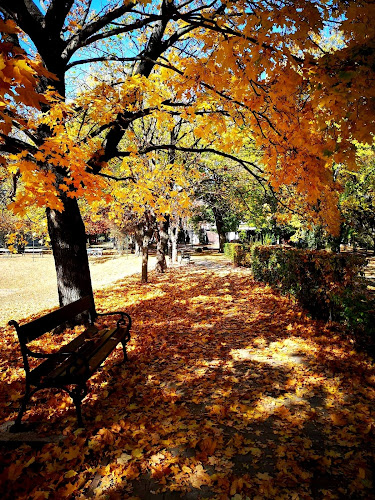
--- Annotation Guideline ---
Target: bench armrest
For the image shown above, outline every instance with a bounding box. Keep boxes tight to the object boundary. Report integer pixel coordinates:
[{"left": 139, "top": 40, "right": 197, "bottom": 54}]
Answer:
[{"left": 96, "top": 311, "right": 131, "bottom": 332}]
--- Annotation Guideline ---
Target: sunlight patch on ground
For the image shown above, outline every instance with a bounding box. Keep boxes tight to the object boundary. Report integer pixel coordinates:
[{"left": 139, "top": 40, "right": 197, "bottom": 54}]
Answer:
[{"left": 230, "top": 347, "right": 306, "bottom": 367}]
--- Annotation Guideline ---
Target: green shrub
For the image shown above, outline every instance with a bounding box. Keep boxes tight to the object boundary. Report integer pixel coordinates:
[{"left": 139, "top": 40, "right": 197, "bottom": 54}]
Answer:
[
  {"left": 250, "top": 246, "right": 369, "bottom": 323},
  {"left": 223, "top": 242, "right": 240, "bottom": 261},
  {"left": 224, "top": 243, "right": 252, "bottom": 267}
]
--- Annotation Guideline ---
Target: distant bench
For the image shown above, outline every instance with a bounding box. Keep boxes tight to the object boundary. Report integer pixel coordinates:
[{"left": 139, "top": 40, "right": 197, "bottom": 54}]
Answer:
[
  {"left": 87, "top": 247, "right": 103, "bottom": 257},
  {"left": 23, "top": 247, "right": 46, "bottom": 256},
  {"left": 180, "top": 250, "right": 191, "bottom": 264},
  {"left": 0, "top": 247, "right": 50, "bottom": 256},
  {"left": 9, "top": 296, "right": 131, "bottom": 430}
]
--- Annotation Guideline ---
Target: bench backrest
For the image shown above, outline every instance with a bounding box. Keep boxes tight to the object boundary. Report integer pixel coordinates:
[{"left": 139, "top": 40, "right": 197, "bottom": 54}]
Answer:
[{"left": 9, "top": 296, "right": 96, "bottom": 344}]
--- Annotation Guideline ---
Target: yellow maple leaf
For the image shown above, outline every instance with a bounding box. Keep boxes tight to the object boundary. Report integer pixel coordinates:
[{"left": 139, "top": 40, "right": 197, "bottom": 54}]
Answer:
[
  {"left": 132, "top": 448, "right": 143, "bottom": 458},
  {"left": 65, "top": 470, "right": 77, "bottom": 479},
  {"left": 61, "top": 482, "right": 77, "bottom": 498}
]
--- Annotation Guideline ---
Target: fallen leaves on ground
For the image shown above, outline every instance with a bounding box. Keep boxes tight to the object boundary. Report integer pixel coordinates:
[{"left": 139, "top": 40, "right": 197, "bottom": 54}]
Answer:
[{"left": 0, "top": 261, "right": 374, "bottom": 499}]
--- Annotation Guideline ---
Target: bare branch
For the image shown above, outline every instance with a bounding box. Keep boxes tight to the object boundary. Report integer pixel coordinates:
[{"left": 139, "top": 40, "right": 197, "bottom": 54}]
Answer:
[
  {"left": 66, "top": 55, "right": 138, "bottom": 71},
  {"left": 72, "top": 17, "right": 157, "bottom": 53},
  {"left": 80, "top": 0, "right": 93, "bottom": 27},
  {"left": 117, "top": 143, "right": 264, "bottom": 179},
  {"left": 63, "top": 3, "right": 152, "bottom": 60}
]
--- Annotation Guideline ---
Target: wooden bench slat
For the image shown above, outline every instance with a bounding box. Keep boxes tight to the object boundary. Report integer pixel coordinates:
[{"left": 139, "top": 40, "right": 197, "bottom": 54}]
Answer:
[
  {"left": 29, "top": 325, "right": 100, "bottom": 384},
  {"left": 71, "top": 327, "right": 127, "bottom": 378},
  {"left": 51, "top": 324, "right": 99, "bottom": 356},
  {"left": 87, "top": 327, "right": 127, "bottom": 373},
  {"left": 32, "top": 327, "right": 122, "bottom": 384},
  {"left": 54, "top": 327, "right": 117, "bottom": 381}
]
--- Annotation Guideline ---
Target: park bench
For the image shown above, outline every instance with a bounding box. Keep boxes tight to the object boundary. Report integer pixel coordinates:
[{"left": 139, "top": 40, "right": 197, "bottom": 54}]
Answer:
[
  {"left": 87, "top": 247, "right": 103, "bottom": 257},
  {"left": 8, "top": 296, "right": 131, "bottom": 430},
  {"left": 180, "top": 250, "right": 191, "bottom": 264},
  {"left": 24, "top": 247, "right": 45, "bottom": 256}
]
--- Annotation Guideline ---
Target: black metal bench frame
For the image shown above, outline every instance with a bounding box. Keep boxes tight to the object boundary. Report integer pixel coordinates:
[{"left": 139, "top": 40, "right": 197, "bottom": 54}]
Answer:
[{"left": 9, "top": 296, "right": 131, "bottom": 430}]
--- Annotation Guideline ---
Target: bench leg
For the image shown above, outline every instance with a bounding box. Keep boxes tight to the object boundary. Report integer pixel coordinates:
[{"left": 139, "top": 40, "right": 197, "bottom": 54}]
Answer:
[
  {"left": 10, "top": 384, "right": 31, "bottom": 432},
  {"left": 121, "top": 340, "right": 128, "bottom": 363},
  {"left": 71, "top": 385, "right": 87, "bottom": 428}
]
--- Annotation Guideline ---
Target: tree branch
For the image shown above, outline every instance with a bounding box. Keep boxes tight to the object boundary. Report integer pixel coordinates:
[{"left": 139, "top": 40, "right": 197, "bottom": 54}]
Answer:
[
  {"left": 45, "top": 0, "right": 74, "bottom": 36},
  {"left": 90, "top": 171, "right": 136, "bottom": 183},
  {"left": 63, "top": 3, "right": 151, "bottom": 60},
  {"left": 0, "top": 134, "right": 38, "bottom": 155},
  {"left": 66, "top": 55, "right": 138, "bottom": 71},
  {"left": 11, "top": 121, "right": 41, "bottom": 146},
  {"left": 117, "top": 143, "right": 265, "bottom": 180},
  {"left": 133, "top": 0, "right": 176, "bottom": 77},
  {"left": 0, "top": 0, "right": 44, "bottom": 50}
]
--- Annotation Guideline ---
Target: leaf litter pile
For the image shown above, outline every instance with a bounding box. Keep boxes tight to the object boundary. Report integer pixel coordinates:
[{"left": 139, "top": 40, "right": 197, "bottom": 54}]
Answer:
[{"left": 0, "top": 261, "right": 374, "bottom": 499}]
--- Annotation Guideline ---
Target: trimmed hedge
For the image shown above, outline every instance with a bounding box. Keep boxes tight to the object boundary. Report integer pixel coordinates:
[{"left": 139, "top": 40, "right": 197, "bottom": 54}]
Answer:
[
  {"left": 225, "top": 243, "right": 374, "bottom": 346},
  {"left": 224, "top": 242, "right": 252, "bottom": 267},
  {"left": 251, "top": 245, "right": 368, "bottom": 322}
]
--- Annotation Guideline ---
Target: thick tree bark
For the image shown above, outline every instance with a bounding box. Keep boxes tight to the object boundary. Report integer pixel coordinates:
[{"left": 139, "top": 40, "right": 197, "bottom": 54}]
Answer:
[
  {"left": 212, "top": 207, "right": 226, "bottom": 253},
  {"left": 155, "top": 125, "right": 179, "bottom": 271},
  {"left": 46, "top": 195, "right": 93, "bottom": 306},
  {"left": 155, "top": 216, "right": 169, "bottom": 273}
]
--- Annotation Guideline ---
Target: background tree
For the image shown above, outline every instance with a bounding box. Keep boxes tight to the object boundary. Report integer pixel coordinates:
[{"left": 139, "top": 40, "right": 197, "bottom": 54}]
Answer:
[
  {"left": 192, "top": 162, "right": 248, "bottom": 251},
  {"left": 340, "top": 145, "right": 375, "bottom": 254},
  {"left": 1, "top": 1, "right": 375, "bottom": 305}
]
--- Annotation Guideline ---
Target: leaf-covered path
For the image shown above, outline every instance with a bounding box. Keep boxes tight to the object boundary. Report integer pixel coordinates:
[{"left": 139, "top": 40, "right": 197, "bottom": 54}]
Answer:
[{"left": 0, "top": 258, "right": 374, "bottom": 499}]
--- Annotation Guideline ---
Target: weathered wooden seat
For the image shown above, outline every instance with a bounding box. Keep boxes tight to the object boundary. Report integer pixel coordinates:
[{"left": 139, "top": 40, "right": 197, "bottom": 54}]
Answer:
[{"left": 9, "top": 296, "right": 131, "bottom": 430}]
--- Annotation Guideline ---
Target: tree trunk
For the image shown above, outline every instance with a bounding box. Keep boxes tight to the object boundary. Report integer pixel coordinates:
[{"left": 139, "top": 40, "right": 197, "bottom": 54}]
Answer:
[
  {"left": 141, "top": 236, "right": 149, "bottom": 283},
  {"left": 212, "top": 207, "right": 226, "bottom": 253},
  {"left": 155, "top": 216, "right": 169, "bottom": 273},
  {"left": 46, "top": 195, "right": 93, "bottom": 307},
  {"left": 133, "top": 211, "right": 155, "bottom": 282},
  {"left": 169, "top": 222, "right": 178, "bottom": 264}
]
